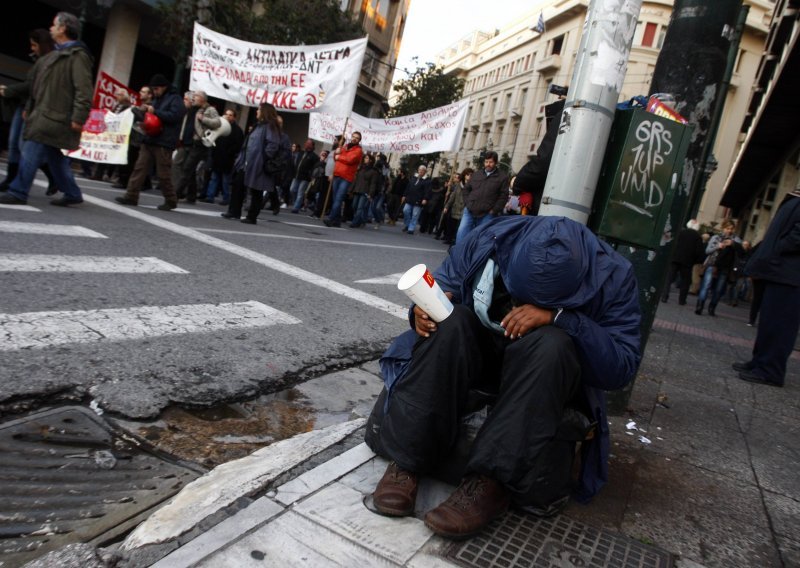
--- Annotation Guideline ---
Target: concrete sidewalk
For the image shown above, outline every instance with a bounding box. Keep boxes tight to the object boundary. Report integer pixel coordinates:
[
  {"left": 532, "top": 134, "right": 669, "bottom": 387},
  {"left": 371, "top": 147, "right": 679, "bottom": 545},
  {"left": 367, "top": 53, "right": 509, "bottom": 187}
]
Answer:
[{"left": 30, "top": 299, "right": 798, "bottom": 568}]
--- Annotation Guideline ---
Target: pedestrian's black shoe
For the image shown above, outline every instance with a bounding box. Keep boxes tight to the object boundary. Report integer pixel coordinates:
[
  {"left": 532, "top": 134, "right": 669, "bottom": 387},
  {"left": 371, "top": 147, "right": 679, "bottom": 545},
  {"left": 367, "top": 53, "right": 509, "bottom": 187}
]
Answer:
[
  {"left": 708, "top": 305, "right": 716, "bottom": 316},
  {"left": 157, "top": 202, "right": 177, "bottom": 211},
  {"left": 45, "top": 184, "right": 59, "bottom": 196},
  {"left": 738, "top": 370, "right": 782, "bottom": 387},
  {"left": 241, "top": 218, "right": 257, "bottom": 225},
  {"left": 115, "top": 196, "right": 138, "bottom": 206},
  {"left": 0, "top": 193, "right": 27, "bottom": 205},
  {"left": 221, "top": 212, "right": 238, "bottom": 219},
  {"left": 732, "top": 361, "right": 753, "bottom": 372},
  {"left": 50, "top": 197, "right": 83, "bottom": 206}
]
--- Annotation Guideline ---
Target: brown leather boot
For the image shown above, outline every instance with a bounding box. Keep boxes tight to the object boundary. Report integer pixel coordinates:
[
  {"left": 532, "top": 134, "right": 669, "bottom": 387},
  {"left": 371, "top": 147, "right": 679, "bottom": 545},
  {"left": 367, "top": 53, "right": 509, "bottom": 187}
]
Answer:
[
  {"left": 372, "top": 462, "right": 419, "bottom": 517},
  {"left": 424, "top": 474, "right": 510, "bottom": 540}
]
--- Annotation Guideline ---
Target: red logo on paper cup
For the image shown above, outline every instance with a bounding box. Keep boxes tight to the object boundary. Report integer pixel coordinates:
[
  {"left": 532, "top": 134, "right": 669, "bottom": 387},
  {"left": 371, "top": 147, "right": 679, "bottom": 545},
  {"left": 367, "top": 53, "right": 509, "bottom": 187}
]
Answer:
[{"left": 423, "top": 270, "right": 435, "bottom": 288}]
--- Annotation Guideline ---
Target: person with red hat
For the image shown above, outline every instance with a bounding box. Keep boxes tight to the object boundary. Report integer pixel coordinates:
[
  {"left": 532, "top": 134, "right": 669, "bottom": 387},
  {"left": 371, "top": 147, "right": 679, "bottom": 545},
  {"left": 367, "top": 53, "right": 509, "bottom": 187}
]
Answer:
[{"left": 115, "top": 73, "right": 185, "bottom": 211}]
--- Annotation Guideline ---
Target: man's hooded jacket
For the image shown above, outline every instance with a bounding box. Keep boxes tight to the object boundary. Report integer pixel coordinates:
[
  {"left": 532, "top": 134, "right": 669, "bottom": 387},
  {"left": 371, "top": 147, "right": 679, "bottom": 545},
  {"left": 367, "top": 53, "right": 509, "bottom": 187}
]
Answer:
[{"left": 382, "top": 215, "right": 642, "bottom": 500}]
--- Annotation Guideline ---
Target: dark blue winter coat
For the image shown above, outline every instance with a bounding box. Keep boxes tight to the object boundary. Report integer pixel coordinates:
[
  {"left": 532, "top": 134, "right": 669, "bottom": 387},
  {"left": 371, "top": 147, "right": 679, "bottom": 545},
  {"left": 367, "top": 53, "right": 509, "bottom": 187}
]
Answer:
[
  {"left": 745, "top": 195, "right": 800, "bottom": 286},
  {"left": 382, "top": 215, "right": 641, "bottom": 501},
  {"left": 144, "top": 85, "right": 185, "bottom": 150}
]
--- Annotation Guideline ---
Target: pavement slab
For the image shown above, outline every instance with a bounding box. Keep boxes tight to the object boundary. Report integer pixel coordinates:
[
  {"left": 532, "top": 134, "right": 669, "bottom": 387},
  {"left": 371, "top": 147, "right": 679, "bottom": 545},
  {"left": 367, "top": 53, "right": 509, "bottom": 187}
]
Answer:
[{"left": 620, "top": 452, "right": 780, "bottom": 567}]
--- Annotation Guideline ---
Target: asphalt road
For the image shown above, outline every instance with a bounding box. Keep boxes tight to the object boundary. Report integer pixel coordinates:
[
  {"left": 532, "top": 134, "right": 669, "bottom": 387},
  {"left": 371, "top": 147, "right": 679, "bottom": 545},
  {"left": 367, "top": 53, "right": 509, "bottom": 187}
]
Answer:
[{"left": 0, "top": 171, "right": 448, "bottom": 419}]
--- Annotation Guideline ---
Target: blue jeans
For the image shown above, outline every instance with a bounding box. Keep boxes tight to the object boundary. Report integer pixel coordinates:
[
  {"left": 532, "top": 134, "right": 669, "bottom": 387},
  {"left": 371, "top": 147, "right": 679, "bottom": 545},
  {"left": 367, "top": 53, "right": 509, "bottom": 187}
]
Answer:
[
  {"left": 7, "top": 107, "right": 24, "bottom": 164},
  {"left": 698, "top": 265, "right": 728, "bottom": 308},
  {"left": 327, "top": 176, "right": 351, "bottom": 223},
  {"left": 455, "top": 209, "right": 495, "bottom": 244},
  {"left": 8, "top": 140, "right": 83, "bottom": 202},
  {"left": 206, "top": 170, "right": 232, "bottom": 202},
  {"left": 351, "top": 193, "right": 370, "bottom": 226},
  {"left": 291, "top": 178, "right": 310, "bottom": 211},
  {"left": 403, "top": 203, "right": 422, "bottom": 232},
  {"left": 370, "top": 193, "right": 385, "bottom": 224}
]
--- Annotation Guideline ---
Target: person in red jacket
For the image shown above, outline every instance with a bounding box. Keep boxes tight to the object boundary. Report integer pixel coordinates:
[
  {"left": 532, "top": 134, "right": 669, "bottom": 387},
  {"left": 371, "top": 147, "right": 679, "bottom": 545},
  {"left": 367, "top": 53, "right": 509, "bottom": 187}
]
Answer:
[{"left": 324, "top": 131, "right": 363, "bottom": 227}]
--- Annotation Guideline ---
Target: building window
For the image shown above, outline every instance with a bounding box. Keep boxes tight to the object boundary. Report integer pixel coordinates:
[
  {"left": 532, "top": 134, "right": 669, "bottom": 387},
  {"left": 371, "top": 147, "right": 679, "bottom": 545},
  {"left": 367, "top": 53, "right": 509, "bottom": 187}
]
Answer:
[
  {"left": 551, "top": 35, "right": 564, "bottom": 55},
  {"left": 518, "top": 88, "right": 528, "bottom": 110},
  {"left": 641, "top": 22, "right": 657, "bottom": 47},
  {"left": 525, "top": 54, "right": 532, "bottom": 70},
  {"left": 656, "top": 27, "right": 666, "bottom": 49},
  {"left": 734, "top": 48, "right": 744, "bottom": 73}
]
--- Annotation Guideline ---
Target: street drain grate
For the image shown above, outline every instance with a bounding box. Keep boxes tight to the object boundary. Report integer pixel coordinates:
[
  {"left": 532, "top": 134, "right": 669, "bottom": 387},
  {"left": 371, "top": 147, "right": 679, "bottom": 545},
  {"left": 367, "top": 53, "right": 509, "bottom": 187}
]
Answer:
[
  {"left": 447, "top": 510, "right": 673, "bottom": 568},
  {"left": 0, "top": 406, "right": 202, "bottom": 566}
]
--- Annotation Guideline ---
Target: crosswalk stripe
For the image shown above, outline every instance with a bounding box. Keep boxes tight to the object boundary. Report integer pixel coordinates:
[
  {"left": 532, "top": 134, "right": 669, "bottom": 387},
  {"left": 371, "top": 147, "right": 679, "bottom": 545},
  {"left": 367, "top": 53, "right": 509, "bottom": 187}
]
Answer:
[
  {"left": 82, "top": 195, "right": 409, "bottom": 320},
  {"left": 0, "top": 221, "right": 107, "bottom": 238},
  {"left": 0, "top": 254, "right": 188, "bottom": 273},
  {"left": 354, "top": 273, "right": 404, "bottom": 284},
  {"left": 0, "top": 301, "right": 301, "bottom": 351},
  {"left": 140, "top": 206, "right": 349, "bottom": 231},
  {"left": 0, "top": 204, "right": 41, "bottom": 212},
  {"left": 201, "top": 228, "right": 443, "bottom": 253}
]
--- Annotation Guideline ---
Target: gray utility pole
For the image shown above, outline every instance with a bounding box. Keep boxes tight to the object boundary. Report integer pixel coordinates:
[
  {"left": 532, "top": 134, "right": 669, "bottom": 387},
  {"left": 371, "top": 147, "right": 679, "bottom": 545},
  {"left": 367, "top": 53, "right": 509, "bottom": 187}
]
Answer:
[
  {"left": 607, "top": 0, "right": 745, "bottom": 413},
  {"left": 538, "top": 0, "right": 644, "bottom": 222}
]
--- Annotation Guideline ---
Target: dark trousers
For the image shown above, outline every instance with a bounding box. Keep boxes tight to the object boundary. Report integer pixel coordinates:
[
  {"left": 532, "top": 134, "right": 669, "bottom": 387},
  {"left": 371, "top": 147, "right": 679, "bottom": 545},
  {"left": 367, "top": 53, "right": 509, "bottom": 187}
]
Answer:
[
  {"left": 367, "top": 305, "right": 581, "bottom": 499},
  {"left": 663, "top": 262, "right": 692, "bottom": 304},
  {"left": 124, "top": 144, "right": 176, "bottom": 204},
  {"left": 749, "top": 279, "right": 765, "bottom": 325},
  {"left": 175, "top": 144, "right": 208, "bottom": 201},
  {"left": 225, "top": 170, "right": 247, "bottom": 218},
  {"left": 750, "top": 281, "right": 800, "bottom": 385}
]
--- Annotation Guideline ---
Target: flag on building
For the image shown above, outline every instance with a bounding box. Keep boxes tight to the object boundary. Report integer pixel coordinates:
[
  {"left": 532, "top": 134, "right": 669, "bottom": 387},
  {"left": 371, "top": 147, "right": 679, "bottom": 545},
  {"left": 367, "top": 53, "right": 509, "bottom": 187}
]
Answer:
[{"left": 534, "top": 11, "right": 546, "bottom": 34}]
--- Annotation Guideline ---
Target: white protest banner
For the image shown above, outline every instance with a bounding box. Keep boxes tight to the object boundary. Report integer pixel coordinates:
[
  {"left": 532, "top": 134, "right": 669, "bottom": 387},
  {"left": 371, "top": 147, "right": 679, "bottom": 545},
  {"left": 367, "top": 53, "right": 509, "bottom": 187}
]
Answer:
[
  {"left": 65, "top": 108, "right": 134, "bottom": 164},
  {"left": 190, "top": 23, "right": 367, "bottom": 116},
  {"left": 308, "top": 98, "right": 470, "bottom": 154}
]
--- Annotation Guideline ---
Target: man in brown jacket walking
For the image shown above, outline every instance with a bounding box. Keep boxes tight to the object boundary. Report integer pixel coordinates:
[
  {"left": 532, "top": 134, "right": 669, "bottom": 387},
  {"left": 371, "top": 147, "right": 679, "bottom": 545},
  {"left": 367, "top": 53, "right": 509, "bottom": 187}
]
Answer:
[
  {"left": 455, "top": 151, "right": 509, "bottom": 243},
  {"left": 0, "top": 11, "right": 92, "bottom": 207}
]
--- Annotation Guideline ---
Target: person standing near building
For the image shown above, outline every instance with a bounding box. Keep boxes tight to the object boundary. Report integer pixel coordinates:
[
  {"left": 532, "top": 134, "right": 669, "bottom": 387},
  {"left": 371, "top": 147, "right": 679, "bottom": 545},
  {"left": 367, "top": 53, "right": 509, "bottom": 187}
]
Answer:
[
  {"left": 0, "top": 12, "right": 92, "bottom": 207},
  {"left": 324, "top": 131, "right": 362, "bottom": 227},
  {"left": 114, "top": 74, "right": 185, "bottom": 210},
  {"left": 734, "top": 191, "right": 800, "bottom": 387},
  {"left": 456, "top": 151, "right": 510, "bottom": 243},
  {"left": 662, "top": 219, "right": 705, "bottom": 305}
]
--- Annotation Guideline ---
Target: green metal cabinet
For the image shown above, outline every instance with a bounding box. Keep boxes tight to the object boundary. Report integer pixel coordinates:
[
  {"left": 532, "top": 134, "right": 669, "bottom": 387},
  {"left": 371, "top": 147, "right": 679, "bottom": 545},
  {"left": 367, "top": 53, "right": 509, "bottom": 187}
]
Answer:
[{"left": 589, "top": 109, "right": 692, "bottom": 249}]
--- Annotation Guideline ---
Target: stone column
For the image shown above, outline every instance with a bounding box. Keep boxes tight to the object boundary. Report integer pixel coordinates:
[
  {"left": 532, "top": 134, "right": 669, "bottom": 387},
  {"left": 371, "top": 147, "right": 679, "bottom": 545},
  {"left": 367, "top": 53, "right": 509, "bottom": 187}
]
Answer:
[{"left": 96, "top": 2, "right": 142, "bottom": 86}]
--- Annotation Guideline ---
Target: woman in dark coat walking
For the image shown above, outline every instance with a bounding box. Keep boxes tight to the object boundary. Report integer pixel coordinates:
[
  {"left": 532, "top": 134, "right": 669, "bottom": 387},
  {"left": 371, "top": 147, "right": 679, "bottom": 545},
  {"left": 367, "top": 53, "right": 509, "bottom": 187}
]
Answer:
[{"left": 222, "top": 102, "right": 285, "bottom": 224}]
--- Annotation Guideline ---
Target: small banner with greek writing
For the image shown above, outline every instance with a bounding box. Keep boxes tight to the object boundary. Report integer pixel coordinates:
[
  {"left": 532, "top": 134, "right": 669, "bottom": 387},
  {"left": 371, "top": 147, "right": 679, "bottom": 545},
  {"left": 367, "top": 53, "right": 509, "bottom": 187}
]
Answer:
[
  {"left": 308, "top": 98, "right": 470, "bottom": 154},
  {"left": 190, "top": 22, "right": 367, "bottom": 116},
  {"left": 93, "top": 71, "right": 139, "bottom": 110},
  {"left": 64, "top": 108, "right": 134, "bottom": 164}
]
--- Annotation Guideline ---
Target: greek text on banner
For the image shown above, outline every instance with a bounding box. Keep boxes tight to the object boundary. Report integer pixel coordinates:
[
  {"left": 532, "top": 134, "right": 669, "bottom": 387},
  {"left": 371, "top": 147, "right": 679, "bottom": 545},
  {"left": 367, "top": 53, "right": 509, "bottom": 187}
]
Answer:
[
  {"left": 189, "top": 22, "right": 366, "bottom": 117},
  {"left": 308, "top": 98, "right": 470, "bottom": 154}
]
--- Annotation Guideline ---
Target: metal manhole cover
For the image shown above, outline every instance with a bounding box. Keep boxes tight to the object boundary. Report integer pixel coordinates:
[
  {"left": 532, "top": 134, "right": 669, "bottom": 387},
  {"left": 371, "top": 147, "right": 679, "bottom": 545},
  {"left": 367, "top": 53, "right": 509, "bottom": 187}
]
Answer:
[
  {"left": 0, "top": 406, "right": 202, "bottom": 566},
  {"left": 446, "top": 510, "right": 673, "bottom": 568}
]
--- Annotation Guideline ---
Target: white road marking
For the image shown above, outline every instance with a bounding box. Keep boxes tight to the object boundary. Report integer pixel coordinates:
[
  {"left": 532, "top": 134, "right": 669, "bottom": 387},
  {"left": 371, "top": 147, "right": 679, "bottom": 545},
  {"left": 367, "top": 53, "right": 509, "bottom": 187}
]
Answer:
[
  {"left": 0, "top": 221, "right": 107, "bottom": 238},
  {"left": 0, "top": 254, "right": 188, "bottom": 273},
  {"left": 354, "top": 273, "right": 404, "bottom": 284},
  {"left": 201, "top": 228, "right": 443, "bottom": 253},
  {"left": 142, "top": 205, "right": 349, "bottom": 231},
  {"left": 82, "top": 194, "right": 409, "bottom": 320},
  {"left": 0, "top": 204, "right": 41, "bottom": 212},
  {"left": 0, "top": 301, "right": 300, "bottom": 351},
  {"left": 142, "top": 205, "right": 227, "bottom": 217}
]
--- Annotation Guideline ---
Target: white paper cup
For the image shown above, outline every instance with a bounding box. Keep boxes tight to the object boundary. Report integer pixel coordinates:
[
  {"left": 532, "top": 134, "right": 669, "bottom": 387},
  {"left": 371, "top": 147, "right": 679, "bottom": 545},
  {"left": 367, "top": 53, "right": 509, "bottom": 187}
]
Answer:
[{"left": 397, "top": 264, "right": 454, "bottom": 322}]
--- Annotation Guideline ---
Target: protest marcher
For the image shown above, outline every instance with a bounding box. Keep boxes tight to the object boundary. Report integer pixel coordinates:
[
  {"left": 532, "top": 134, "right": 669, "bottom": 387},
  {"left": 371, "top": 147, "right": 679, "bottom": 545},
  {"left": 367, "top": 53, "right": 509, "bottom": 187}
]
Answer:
[
  {"left": 203, "top": 108, "right": 243, "bottom": 205},
  {"left": 456, "top": 151, "right": 509, "bottom": 243},
  {"left": 305, "top": 150, "right": 329, "bottom": 218},
  {"left": 114, "top": 85, "right": 153, "bottom": 189},
  {"left": 365, "top": 215, "right": 641, "bottom": 539},
  {"left": 0, "top": 12, "right": 93, "bottom": 207},
  {"left": 174, "top": 90, "right": 221, "bottom": 204},
  {"left": 440, "top": 169, "right": 471, "bottom": 245},
  {"left": 324, "top": 131, "right": 362, "bottom": 227},
  {"left": 734, "top": 191, "right": 800, "bottom": 387},
  {"left": 114, "top": 73, "right": 185, "bottom": 210},
  {"left": 349, "top": 153, "right": 382, "bottom": 228},
  {"left": 235, "top": 102, "right": 288, "bottom": 225},
  {"left": 401, "top": 165, "right": 431, "bottom": 235},
  {"left": 0, "top": 29, "right": 57, "bottom": 195},
  {"left": 289, "top": 139, "right": 319, "bottom": 213}
]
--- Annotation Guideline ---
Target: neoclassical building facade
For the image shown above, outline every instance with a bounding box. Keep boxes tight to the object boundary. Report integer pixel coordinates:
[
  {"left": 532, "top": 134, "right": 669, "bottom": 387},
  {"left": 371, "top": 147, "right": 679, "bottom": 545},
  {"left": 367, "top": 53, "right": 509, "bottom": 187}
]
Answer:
[{"left": 434, "top": 0, "right": 775, "bottom": 226}]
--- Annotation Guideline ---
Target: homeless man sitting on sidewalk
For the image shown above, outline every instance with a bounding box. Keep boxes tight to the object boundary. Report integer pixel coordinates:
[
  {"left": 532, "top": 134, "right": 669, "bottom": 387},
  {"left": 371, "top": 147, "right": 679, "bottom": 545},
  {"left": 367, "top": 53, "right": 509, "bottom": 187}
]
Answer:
[{"left": 365, "top": 215, "right": 641, "bottom": 540}]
